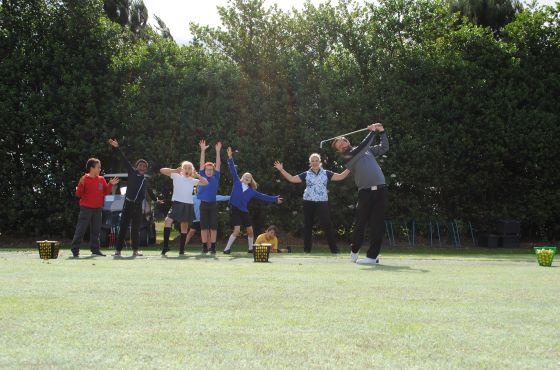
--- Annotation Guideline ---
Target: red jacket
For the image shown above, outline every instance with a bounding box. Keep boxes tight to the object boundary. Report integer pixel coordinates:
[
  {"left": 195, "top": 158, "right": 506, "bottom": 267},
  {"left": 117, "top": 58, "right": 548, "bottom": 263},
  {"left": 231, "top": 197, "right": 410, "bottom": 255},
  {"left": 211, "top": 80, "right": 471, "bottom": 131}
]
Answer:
[{"left": 75, "top": 175, "right": 113, "bottom": 208}]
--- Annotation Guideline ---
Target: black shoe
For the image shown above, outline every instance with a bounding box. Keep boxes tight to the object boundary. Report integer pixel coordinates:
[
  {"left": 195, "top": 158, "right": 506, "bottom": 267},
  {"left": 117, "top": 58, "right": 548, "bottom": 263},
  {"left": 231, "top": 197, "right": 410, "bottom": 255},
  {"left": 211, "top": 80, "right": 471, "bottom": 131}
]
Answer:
[
  {"left": 248, "top": 249, "right": 253, "bottom": 254},
  {"left": 161, "top": 249, "right": 169, "bottom": 256},
  {"left": 223, "top": 249, "right": 231, "bottom": 254},
  {"left": 91, "top": 251, "right": 106, "bottom": 257},
  {"left": 71, "top": 253, "right": 79, "bottom": 258},
  {"left": 210, "top": 246, "right": 216, "bottom": 254},
  {"left": 202, "top": 245, "right": 208, "bottom": 254}
]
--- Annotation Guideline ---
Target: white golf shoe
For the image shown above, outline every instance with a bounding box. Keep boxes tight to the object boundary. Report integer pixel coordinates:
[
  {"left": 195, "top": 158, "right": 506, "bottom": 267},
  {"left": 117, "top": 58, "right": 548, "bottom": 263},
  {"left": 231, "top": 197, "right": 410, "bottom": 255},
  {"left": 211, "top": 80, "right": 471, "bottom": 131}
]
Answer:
[
  {"left": 356, "top": 257, "right": 379, "bottom": 265},
  {"left": 350, "top": 252, "right": 359, "bottom": 263}
]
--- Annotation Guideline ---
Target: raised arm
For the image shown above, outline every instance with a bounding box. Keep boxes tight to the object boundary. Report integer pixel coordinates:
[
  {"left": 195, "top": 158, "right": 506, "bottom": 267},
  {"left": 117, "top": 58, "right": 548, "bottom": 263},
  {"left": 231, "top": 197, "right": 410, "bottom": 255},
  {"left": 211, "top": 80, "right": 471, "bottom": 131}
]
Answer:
[
  {"left": 331, "top": 169, "right": 351, "bottom": 181},
  {"left": 108, "top": 138, "right": 135, "bottom": 173},
  {"left": 347, "top": 124, "right": 378, "bottom": 158},
  {"left": 215, "top": 141, "right": 222, "bottom": 172},
  {"left": 227, "top": 147, "right": 240, "bottom": 181},
  {"left": 199, "top": 139, "right": 208, "bottom": 170},
  {"left": 273, "top": 161, "right": 302, "bottom": 184},
  {"left": 160, "top": 167, "right": 180, "bottom": 177},
  {"left": 370, "top": 127, "right": 389, "bottom": 157}
]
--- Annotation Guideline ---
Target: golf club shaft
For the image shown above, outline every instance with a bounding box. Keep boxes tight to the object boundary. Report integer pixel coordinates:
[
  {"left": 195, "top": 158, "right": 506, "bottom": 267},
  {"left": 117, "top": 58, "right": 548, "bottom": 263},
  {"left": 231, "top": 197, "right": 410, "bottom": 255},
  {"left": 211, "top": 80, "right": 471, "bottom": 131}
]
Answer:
[{"left": 320, "top": 127, "right": 369, "bottom": 147}]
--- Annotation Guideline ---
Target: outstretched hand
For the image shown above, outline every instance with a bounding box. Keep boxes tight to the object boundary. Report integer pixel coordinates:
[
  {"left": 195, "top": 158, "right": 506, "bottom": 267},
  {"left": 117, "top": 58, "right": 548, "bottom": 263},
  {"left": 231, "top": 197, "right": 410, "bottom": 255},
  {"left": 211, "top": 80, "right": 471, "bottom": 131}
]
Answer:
[
  {"left": 108, "top": 138, "right": 119, "bottom": 148},
  {"left": 273, "top": 161, "right": 283, "bottom": 171},
  {"left": 199, "top": 139, "right": 209, "bottom": 151},
  {"left": 277, "top": 197, "right": 284, "bottom": 204},
  {"left": 109, "top": 177, "right": 120, "bottom": 185},
  {"left": 227, "top": 146, "right": 233, "bottom": 159},
  {"left": 215, "top": 141, "right": 222, "bottom": 151}
]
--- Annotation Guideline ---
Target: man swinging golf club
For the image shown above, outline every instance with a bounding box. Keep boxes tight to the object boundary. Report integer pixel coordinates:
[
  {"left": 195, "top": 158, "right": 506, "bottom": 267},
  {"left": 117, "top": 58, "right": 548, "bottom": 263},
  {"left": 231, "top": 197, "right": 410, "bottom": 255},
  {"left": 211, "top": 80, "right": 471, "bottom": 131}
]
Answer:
[{"left": 331, "top": 123, "right": 389, "bottom": 265}]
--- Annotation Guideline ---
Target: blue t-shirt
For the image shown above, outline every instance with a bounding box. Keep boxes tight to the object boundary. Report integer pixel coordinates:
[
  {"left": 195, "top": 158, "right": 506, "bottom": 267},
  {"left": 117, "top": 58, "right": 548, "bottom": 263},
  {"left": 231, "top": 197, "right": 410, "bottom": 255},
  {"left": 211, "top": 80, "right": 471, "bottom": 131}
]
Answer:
[{"left": 197, "top": 170, "right": 220, "bottom": 202}]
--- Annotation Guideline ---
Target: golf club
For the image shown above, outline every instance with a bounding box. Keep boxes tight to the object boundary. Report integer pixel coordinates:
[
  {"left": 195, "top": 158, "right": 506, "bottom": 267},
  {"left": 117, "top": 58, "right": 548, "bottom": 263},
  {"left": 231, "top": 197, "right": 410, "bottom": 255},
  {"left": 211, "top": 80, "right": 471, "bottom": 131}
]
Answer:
[{"left": 319, "top": 127, "right": 370, "bottom": 148}]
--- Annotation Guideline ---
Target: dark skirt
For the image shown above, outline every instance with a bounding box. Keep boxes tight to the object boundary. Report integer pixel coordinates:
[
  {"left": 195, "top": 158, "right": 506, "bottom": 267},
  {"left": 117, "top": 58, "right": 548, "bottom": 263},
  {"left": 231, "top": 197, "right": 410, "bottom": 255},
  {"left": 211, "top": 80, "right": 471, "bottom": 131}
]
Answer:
[{"left": 167, "top": 201, "right": 195, "bottom": 223}]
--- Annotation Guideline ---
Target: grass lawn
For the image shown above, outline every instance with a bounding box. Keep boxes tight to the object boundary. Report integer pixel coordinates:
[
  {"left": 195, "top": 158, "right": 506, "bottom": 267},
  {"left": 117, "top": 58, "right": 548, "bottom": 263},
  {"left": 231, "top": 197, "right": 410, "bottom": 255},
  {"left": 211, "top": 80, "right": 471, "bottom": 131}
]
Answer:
[{"left": 0, "top": 245, "right": 558, "bottom": 369}]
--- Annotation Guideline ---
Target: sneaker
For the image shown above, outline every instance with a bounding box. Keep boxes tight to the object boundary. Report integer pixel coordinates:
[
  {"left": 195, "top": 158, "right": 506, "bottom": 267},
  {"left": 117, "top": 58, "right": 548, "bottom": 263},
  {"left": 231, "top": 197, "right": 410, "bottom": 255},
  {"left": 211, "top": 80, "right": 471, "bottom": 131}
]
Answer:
[
  {"left": 210, "top": 246, "right": 216, "bottom": 254},
  {"left": 202, "top": 245, "right": 208, "bottom": 254},
  {"left": 71, "top": 253, "right": 79, "bottom": 258},
  {"left": 112, "top": 251, "right": 122, "bottom": 257},
  {"left": 91, "top": 251, "right": 106, "bottom": 257},
  {"left": 179, "top": 251, "right": 185, "bottom": 256},
  {"left": 356, "top": 257, "right": 379, "bottom": 265},
  {"left": 247, "top": 249, "right": 253, "bottom": 254},
  {"left": 161, "top": 249, "right": 169, "bottom": 256},
  {"left": 132, "top": 251, "right": 143, "bottom": 257},
  {"left": 223, "top": 248, "right": 231, "bottom": 255},
  {"left": 350, "top": 252, "right": 359, "bottom": 263}
]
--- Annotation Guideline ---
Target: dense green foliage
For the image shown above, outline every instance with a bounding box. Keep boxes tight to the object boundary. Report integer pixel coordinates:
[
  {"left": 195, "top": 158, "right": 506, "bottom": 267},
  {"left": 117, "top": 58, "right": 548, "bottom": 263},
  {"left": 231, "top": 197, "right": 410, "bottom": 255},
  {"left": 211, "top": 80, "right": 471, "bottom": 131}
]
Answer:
[{"left": 1, "top": 0, "right": 559, "bottom": 241}]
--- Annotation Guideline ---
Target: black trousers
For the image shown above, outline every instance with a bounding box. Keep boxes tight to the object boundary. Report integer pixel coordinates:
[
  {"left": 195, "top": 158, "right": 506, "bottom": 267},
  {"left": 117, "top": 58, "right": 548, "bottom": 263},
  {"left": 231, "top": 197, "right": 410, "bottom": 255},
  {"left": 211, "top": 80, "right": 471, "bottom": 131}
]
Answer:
[
  {"left": 116, "top": 200, "right": 142, "bottom": 252},
  {"left": 303, "top": 200, "right": 339, "bottom": 253},
  {"left": 351, "top": 187, "right": 388, "bottom": 259}
]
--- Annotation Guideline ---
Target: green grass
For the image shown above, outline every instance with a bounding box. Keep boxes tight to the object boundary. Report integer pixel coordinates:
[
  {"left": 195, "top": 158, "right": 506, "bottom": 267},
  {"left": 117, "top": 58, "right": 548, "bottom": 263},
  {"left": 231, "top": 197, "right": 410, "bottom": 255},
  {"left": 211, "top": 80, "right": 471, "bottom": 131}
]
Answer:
[{"left": 0, "top": 248, "right": 558, "bottom": 369}]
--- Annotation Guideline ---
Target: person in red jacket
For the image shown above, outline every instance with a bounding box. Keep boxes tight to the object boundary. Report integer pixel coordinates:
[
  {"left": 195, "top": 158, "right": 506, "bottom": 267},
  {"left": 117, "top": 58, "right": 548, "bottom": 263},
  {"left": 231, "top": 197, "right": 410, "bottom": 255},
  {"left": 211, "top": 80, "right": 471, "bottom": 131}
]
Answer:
[{"left": 70, "top": 158, "right": 119, "bottom": 258}]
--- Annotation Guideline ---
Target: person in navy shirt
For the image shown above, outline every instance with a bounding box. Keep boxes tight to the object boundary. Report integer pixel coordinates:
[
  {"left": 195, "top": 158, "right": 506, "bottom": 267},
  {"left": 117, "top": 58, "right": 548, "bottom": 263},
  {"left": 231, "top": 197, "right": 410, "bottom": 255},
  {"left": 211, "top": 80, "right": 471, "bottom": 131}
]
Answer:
[
  {"left": 223, "top": 146, "right": 284, "bottom": 254},
  {"left": 274, "top": 153, "right": 350, "bottom": 253},
  {"left": 198, "top": 140, "right": 225, "bottom": 254}
]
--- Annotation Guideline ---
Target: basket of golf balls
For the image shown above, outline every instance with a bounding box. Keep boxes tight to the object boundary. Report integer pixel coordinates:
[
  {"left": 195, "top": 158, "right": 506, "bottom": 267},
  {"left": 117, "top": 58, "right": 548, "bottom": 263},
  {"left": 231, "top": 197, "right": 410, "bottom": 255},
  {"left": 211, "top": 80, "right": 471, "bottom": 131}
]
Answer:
[
  {"left": 533, "top": 246, "right": 556, "bottom": 267},
  {"left": 253, "top": 243, "right": 271, "bottom": 263},
  {"left": 36, "top": 240, "right": 60, "bottom": 260}
]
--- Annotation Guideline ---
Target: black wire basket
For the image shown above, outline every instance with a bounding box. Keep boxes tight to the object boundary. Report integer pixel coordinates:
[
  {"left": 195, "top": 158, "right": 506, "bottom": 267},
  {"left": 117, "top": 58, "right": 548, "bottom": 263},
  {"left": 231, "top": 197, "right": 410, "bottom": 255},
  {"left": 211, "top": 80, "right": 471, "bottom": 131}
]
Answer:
[
  {"left": 36, "top": 240, "right": 60, "bottom": 260},
  {"left": 253, "top": 243, "right": 271, "bottom": 262}
]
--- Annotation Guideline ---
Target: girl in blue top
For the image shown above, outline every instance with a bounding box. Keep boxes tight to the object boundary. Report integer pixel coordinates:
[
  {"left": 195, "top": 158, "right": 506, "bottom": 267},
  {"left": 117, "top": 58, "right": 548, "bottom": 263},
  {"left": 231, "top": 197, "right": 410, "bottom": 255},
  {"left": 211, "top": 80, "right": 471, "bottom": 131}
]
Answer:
[
  {"left": 223, "top": 146, "right": 284, "bottom": 254},
  {"left": 274, "top": 153, "right": 350, "bottom": 253}
]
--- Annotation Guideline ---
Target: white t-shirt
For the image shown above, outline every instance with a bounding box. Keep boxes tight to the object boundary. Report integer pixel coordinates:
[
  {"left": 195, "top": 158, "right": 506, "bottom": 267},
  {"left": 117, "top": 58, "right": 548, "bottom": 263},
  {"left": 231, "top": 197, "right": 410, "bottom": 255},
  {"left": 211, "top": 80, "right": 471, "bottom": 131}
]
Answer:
[{"left": 171, "top": 173, "right": 199, "bottom": 203}]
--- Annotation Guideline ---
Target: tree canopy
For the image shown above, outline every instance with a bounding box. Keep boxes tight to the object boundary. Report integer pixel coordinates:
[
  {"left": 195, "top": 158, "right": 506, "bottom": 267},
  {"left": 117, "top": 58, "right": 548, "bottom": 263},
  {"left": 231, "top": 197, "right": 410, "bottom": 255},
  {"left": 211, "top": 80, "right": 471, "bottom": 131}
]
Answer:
[{"left": 1, "top": 0, "right": 559, "bottom": 241}]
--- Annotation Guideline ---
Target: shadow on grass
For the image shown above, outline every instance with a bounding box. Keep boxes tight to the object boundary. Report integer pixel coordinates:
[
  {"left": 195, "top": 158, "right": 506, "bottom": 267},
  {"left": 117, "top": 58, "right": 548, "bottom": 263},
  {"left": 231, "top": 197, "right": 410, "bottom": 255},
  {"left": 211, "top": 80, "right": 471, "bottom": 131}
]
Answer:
[
  {"left": 65, "top": 255, "right": 110, "bottom": 260},
  {"left": 360, "top": 264, "right": 430, "bottom": 273},
  {"left": 155, "top": 254, "right": 221, "bottom": 261}
]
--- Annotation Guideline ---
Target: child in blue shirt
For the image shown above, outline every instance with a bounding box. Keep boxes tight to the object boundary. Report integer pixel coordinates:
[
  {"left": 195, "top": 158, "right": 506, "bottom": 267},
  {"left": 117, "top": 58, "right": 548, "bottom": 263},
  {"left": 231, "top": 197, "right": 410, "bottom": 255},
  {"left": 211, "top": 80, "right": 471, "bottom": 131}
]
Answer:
[{"left": 223, "top": 146, "right": 283, "bottom": 254}]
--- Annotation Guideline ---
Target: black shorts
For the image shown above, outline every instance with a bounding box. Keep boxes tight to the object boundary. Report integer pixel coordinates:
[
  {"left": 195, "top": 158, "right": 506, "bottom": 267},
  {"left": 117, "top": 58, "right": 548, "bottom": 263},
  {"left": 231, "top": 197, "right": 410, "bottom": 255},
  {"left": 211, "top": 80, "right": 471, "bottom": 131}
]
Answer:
[
  {"left": 191, "top": 221, "right": 201, "bottom": 232},
  {"left": 230, "top": 206, "right": 252, "bottom": 228},
  {"left": 167, "top": 201, "right": 194, "bottom": 223},
  {"left": 200, "top": 201, "right": 219, "bottom": 229}
]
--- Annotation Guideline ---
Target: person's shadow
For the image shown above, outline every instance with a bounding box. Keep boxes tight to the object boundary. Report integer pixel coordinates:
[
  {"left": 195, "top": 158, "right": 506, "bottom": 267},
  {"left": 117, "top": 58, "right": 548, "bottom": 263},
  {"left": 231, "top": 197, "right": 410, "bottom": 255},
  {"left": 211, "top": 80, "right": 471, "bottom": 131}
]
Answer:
[{"left": 359, "top": 264, "right": 429, "bottom": 273}]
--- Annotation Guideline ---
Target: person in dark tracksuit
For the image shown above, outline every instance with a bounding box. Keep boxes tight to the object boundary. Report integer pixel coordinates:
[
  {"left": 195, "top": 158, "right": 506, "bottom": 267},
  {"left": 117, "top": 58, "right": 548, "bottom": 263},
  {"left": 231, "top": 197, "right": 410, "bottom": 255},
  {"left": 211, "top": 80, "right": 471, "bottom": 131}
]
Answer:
[
  {"left": 108, "top": 138, "right": 157, "bottom": 257},
  {"left": 273, "top": 153, "right": 350, "bottom": 254},
  {"left": 332, "top": 123, "right": 389, "bottom": 265}
]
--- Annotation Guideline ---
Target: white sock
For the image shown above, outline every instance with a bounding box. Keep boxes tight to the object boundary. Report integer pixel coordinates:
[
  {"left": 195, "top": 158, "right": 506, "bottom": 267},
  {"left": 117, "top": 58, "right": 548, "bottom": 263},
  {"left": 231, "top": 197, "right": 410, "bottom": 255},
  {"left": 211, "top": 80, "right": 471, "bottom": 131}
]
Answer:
[
  {"left": 248, "top": 236, "right": 254, "bottom": 251},
  {"left": 225, "top": 234, "right": 236, "bottom": 251}
]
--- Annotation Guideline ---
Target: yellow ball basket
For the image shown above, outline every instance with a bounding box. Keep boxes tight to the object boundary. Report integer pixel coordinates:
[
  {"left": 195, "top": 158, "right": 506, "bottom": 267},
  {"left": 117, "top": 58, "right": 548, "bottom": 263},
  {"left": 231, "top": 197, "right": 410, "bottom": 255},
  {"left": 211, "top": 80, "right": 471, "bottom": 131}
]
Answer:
[
  {"left": 533, "top": 246, "right": 556, "bottom": 267},
  {"left": 36, "top": 240, "right": 60, "bottom": 260},
  {"left": 253, "top": 243, "right": 271, "bottom": 263}
]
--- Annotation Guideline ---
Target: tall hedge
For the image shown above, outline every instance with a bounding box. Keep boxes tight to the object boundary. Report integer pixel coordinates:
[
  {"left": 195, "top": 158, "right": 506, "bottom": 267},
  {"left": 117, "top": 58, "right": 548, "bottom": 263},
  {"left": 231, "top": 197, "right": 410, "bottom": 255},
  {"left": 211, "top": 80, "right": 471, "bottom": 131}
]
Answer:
[{"left": 1, "top": 0, "right": 559, "bottom": 241}]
